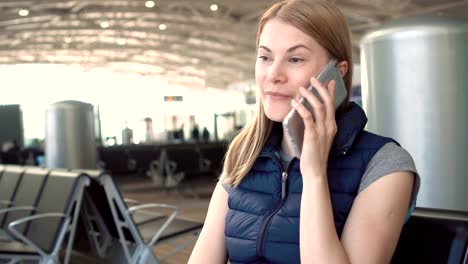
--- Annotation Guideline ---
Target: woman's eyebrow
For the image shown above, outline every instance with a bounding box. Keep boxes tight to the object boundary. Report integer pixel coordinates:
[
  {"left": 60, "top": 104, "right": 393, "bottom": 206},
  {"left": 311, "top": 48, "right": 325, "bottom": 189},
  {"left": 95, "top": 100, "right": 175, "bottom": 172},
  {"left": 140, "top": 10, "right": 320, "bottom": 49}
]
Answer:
[
  {"left": 258, "top": 45, "right": 272, "bottom": 52},
  {"left": 257, "top": 44, "right": 311, "bottom": 53},
  {"left": 287, "top": 44, "right": 311, "bottom": 52}
]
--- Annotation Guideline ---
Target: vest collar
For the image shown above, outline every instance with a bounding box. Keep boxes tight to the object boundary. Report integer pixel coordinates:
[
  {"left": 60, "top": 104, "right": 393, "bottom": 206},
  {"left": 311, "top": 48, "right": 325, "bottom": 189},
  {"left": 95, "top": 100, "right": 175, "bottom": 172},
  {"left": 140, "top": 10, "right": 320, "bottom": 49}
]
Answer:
[
  {"left": 331, "top": 102, "right": 368, "bottom": 155},
  {"left": 263, "top": 102, "right": 367, "bottom": 156}
]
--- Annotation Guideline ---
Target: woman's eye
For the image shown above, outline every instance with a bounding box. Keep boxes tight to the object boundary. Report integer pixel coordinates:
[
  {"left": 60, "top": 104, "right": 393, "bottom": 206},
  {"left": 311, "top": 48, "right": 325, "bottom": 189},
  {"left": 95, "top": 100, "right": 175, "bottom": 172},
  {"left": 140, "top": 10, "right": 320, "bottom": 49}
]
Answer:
[
  {"left": 290, "top": 57, "right": 304, "bottom": 63},
  {"left": 258, "top": 55, "right": 270, "bottom": 61}
]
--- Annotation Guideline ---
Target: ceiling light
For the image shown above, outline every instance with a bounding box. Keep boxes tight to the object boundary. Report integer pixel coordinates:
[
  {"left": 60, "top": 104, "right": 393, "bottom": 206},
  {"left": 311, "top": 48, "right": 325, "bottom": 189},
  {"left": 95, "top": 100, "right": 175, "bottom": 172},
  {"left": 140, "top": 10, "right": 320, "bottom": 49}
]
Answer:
[
  {"left": 18, "top": 9, "right": 29, "bottom": 16},
  {"left": 145, "top": 1, "right": 155, "bottom": 8},
  {"left": 117, "top": 39, "right": 126, "bottom": 45},
  {"left": 159, "top": 24, "right": 167, "bottom": 30},
  {"left": 64, "top": 37, "right": 72, "bottom": 44},
  {"left": 210, "top": 4, "right": 218, "bottom": 11},
  {"left": 100, "top": 21, "right": 110, "bottom": 28}
]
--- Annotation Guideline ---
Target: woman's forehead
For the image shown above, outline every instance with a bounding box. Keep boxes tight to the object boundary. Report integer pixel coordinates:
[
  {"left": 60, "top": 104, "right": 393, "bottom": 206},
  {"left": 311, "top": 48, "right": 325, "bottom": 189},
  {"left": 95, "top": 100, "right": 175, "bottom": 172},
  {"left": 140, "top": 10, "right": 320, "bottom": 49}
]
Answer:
[{"left": 258, "top": 19, "right": 322, "bottom": 52}]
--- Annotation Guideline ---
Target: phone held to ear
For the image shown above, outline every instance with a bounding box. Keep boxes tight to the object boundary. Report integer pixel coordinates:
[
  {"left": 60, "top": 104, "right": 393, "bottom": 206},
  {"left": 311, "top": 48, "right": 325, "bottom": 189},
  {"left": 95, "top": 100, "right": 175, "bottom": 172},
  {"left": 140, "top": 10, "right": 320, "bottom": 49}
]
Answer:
[{"left": 282, "top": 59, "right": 348, "bottom": 158}]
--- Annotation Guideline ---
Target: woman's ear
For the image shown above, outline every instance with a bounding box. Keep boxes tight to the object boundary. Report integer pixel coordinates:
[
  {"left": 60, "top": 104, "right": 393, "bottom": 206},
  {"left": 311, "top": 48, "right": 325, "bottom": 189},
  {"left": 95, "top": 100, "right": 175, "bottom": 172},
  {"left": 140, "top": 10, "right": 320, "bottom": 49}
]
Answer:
[{"left": 337, "top": 61, "right": 348, "bottom": 77}]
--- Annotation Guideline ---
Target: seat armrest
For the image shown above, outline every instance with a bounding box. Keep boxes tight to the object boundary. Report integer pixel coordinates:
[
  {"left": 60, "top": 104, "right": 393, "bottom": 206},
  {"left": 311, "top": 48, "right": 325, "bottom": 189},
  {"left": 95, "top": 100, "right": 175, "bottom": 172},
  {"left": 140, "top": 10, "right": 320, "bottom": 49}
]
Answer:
[
  {"left": 128, "top": 203, "right": 179, "bottom": 246},
  {"left": 0, "top": 200, "right": 12, "bottom": 206},
  {"left": 8, "top": 213, "right": 68, "bottom": 259},
  {"left": 412, "top": 208, "right": 468, "bottom": 222},
  {"left": 149, "top": 160, "right": 161, "bottom": 170},
  {"left": 0, "top": 206, "right": 35, "bottom": 216},
  {"left": 123, "top": 198, "right": 140, "bottom": 206},
  {"left": 165, "top": 160, "right": 177, "bottom": 174},
  {"left": 128, "top": 203, "right": 178, "bottom": 214},
  {"left": 0, "top": 205, "right": 35, "bottom": 241},
  {"left": 201, "top": 159, "right": 211, "bottom": 171}
]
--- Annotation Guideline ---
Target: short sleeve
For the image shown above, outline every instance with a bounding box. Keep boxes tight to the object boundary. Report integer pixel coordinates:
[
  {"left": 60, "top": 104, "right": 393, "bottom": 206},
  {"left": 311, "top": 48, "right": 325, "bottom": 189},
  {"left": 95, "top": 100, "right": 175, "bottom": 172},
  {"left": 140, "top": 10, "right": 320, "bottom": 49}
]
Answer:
[{"left": 359, "top": 142, "right": 421, "bottom": 213}]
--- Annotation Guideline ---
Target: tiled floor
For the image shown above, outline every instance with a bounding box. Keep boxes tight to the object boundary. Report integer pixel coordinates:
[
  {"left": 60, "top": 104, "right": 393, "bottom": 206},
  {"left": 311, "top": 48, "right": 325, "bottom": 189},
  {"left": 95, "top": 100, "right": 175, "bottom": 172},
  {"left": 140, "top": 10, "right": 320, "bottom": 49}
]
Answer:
[{"left": 118, "top": 174, "right": 215, "bottom": 222}]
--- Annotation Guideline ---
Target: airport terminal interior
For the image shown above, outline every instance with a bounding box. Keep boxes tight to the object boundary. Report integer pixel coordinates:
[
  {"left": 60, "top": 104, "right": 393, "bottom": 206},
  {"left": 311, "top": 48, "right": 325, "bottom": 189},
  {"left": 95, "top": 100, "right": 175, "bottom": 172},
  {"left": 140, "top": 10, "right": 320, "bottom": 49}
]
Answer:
[{"left": 0, "top": 0, "right": 467, "bottom": 263}]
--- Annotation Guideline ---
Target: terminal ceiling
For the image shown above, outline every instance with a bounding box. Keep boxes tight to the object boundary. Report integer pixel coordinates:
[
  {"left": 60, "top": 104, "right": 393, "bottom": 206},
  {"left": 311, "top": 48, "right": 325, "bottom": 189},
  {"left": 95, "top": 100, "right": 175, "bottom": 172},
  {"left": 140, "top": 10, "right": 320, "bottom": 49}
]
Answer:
[{"left": 0, "top": 0, "right": 467, "bottom": 89}]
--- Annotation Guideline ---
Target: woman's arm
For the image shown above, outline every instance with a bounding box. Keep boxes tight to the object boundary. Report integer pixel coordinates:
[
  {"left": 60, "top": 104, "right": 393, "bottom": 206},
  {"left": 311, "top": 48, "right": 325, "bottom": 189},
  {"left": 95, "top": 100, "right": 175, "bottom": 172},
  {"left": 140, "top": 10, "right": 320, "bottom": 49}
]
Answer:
[
  {"left": 300, "top": 174, "right": 348, "bottom": 263},
  {"left": 292, "top": 77, "right": 414, "bottom": 263},
  {"left": 300, "top": 170, "right": 414, "bottom": 263},
  {"left": 340, "top": 171, "right": 414, "bottom": 263},
  {"left": 188, "top": 183, "right": 229, "bottom": 264}
]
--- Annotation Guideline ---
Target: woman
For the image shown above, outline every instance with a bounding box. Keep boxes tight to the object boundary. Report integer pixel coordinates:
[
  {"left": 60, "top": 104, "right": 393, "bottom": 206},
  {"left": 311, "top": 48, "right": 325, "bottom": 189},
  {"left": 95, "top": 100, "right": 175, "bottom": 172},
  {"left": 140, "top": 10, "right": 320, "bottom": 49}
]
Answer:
[{"left": 189, "top": 0, "right": 419, "bottom": 263}]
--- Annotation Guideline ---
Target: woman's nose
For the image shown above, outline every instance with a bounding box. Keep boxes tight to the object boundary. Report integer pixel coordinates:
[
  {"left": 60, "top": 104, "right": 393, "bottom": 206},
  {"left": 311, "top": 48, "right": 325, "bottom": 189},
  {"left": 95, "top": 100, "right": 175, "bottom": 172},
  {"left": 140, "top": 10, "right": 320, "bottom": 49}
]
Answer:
[{"left": 266, "top": 61, "right": 287, "bottom": 84}]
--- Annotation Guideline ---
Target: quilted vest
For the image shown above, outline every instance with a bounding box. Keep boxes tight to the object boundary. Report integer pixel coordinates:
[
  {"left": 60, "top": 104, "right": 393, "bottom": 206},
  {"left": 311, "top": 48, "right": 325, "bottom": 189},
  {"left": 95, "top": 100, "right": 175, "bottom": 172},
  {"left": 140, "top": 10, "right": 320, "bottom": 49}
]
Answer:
[{"left": 225, "top": 103, "right": 395, "bottom": 264}]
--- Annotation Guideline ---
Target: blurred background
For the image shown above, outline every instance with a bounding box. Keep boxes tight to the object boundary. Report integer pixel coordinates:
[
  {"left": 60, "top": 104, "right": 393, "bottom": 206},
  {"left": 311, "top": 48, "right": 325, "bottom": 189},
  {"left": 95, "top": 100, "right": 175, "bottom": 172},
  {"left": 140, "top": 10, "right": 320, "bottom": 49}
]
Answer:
[{"left": 1, "top": 0, "right": 466, "bottom": 150}]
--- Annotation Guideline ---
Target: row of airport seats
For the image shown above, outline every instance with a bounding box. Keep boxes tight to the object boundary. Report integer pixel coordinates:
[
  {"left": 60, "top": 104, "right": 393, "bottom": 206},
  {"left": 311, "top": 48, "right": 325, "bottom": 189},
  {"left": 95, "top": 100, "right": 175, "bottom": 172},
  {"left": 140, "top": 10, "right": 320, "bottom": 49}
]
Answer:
[
  {"left": 0, "top": 164, "right": 203, "bottom": 264},
  {"left": 392, "top": 208, "right": 467, "bottom": 263},
  {"left": 98, "top": 142, "right": 228, "bottom": 187},
  {"left": 1, "top": 163, "right": 466, "bottom": 263}
]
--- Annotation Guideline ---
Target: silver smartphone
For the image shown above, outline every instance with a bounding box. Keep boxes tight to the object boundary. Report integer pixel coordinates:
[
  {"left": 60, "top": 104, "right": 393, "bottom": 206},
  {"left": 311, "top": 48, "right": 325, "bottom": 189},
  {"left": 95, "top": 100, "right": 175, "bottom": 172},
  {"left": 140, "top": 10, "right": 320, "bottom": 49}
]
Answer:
[{"left": 282, "top": 60, "right": 348, "bottom": 158}]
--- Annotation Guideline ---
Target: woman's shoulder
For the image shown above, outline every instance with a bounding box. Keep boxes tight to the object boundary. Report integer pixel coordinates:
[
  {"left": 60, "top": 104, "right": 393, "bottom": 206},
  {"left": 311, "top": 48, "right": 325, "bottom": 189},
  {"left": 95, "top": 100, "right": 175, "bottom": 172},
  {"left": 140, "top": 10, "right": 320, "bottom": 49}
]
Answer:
[
  {"left": 375, "top": 141, "right": 414, "bottom": 160},
  {"left": 359, "top": 142, "right": 420, "bottom": 195},
  {"left": 341, "top": 130, "right": 397, "bottom": 162},
  {"left": 355, "top": 130, "right": 397, "bottom": 147},
  {"left": 363, "top": 142, "right": 417, "bottom": 177}
]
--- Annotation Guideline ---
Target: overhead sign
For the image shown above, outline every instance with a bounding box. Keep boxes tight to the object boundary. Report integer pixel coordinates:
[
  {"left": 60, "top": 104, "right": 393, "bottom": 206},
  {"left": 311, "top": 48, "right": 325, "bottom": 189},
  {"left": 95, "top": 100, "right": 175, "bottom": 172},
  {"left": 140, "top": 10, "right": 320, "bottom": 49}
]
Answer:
[{"left": 164, "top": 96, "right": 183, "bottom": 102}]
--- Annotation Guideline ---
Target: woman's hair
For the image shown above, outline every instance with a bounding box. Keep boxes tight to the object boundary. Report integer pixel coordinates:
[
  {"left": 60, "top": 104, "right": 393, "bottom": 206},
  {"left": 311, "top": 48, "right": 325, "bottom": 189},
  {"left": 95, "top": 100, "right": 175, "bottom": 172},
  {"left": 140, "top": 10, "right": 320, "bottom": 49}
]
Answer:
[{"left": 223, "top": 0, "right": 353, "bottom": 187}]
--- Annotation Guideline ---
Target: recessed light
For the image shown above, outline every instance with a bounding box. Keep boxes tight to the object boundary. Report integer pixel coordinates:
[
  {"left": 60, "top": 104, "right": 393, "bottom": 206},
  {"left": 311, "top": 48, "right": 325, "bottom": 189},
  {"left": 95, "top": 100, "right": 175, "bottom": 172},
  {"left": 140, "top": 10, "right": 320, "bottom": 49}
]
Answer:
[
  {"left": 117, "top": 39, "right": 127, "bottom": 45},
  {"left": 210, "top": 4, "right": 218, "bottom": 11},
  {"left": 145, "top": 1, "right": 155, "bottom": 8},
  {"left": 159, "top": 24, "right": 167, "bottom": 30},
  {"left": 100, "top": 21, "right": 110, "bottom": 28},
  {"left": 19, "top": 9, "right": 29, "bottom": 16},
  {"left": 64, "top": 37, "right": 72, "bottom": 44}
]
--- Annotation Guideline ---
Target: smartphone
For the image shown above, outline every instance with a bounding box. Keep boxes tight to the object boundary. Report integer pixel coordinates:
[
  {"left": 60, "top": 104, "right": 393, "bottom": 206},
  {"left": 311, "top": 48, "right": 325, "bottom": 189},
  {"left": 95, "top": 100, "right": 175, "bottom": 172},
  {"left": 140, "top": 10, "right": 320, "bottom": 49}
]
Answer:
[{"left": 282, "top": 60, "right": 348, "bottom": 158}]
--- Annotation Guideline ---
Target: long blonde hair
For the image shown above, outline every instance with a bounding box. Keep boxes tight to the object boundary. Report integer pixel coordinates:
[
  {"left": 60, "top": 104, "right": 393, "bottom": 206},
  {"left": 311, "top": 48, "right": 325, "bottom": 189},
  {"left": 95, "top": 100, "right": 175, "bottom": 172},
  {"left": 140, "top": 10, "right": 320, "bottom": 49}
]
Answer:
[{"left": 223, "top": 0, "right": 353, "bottom": 187}]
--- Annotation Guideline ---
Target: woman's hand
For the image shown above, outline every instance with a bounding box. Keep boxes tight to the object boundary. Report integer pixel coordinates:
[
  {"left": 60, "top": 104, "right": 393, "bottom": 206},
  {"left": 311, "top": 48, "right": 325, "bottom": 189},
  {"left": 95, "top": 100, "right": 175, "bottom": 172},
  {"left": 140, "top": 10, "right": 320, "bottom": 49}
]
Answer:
[{"left": 291, "top": 77, "right": 337, "bottom": 181}]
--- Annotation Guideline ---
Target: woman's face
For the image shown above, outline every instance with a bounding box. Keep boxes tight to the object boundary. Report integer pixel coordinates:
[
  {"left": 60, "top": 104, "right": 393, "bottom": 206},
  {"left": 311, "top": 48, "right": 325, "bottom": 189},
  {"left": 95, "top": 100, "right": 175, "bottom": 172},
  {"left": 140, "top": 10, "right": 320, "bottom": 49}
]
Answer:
[{"left": 255, "top": 18, "right": 330, "bottom": 122}]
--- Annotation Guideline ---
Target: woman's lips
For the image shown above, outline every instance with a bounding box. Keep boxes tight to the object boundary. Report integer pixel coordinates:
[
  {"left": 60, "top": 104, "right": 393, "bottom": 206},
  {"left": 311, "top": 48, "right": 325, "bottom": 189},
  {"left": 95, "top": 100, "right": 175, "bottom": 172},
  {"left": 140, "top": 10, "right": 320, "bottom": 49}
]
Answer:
[{"left": 266, "top": 91, "right": 291, "bottom": 100}]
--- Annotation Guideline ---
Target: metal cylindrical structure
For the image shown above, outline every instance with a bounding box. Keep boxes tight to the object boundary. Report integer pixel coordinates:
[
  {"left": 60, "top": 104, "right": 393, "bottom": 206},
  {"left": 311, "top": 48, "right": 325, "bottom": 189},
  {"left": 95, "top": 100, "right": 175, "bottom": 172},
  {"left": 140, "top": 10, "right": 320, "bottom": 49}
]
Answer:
[
  {"left": 360, "top": 16, "right": 468, "bottom": 211},
  {"left": 45, "top": 100, "right": 97, "bottom": 169}
]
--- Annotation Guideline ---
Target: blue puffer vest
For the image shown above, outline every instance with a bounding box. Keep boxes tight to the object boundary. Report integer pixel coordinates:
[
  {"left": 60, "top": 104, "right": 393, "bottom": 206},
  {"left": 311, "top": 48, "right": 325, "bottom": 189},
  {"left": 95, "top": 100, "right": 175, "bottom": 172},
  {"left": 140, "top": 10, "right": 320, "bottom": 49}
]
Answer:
[{"left": 225, "top": 103, "right": 396, "bottom": 264}]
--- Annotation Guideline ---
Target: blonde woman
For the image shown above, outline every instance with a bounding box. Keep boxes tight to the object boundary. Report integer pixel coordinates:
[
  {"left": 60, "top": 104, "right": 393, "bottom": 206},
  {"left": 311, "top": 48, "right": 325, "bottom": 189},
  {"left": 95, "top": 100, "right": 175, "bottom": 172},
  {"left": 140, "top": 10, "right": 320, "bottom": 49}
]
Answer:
[{"left": 189, "top": 0, "right": 419, "bottom": 263}]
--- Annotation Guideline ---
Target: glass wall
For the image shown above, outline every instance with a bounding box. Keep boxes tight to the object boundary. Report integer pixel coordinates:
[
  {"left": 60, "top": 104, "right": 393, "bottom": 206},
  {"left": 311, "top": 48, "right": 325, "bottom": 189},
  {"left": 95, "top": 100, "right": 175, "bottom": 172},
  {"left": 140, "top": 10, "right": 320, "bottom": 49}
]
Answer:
[{"left": 0, "top": 64, "right": 256, "bottom": 146}]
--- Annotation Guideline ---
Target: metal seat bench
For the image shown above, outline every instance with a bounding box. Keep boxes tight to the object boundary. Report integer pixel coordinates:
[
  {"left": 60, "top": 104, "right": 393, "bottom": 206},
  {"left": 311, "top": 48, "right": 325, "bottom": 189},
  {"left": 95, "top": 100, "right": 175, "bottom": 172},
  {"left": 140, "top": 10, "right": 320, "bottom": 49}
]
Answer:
[
  {"left": 78, "top": 169, "right": 203, "bottom": 264},
  {"left": 0, "top": 168, "right": 90, "bottom": 264}
]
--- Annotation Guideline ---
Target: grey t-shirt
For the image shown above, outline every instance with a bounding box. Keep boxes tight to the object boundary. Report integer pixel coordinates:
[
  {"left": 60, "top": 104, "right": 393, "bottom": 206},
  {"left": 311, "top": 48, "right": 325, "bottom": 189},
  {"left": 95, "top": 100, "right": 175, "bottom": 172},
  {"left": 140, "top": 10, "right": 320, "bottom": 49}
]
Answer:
[
  {"left": 359, "top": 142, "right": 420, "bottom": 206},
  {"left": 222, "top": 142, "right": 420, "bottom": 208}
]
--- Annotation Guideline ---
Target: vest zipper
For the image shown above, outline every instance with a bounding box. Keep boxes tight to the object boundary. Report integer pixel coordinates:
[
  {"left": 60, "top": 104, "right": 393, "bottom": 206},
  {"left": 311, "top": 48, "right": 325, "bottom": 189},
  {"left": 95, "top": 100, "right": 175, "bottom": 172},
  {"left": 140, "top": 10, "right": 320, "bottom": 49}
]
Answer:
[
  {"left": 256, "top": 152, "right": 295, "bottom": 259},
  {"left": 256, "top": 171, "right": 288, "bottom": 259},
  {"left": 281, "top": 171, "right": 288, "bottom": 199}
]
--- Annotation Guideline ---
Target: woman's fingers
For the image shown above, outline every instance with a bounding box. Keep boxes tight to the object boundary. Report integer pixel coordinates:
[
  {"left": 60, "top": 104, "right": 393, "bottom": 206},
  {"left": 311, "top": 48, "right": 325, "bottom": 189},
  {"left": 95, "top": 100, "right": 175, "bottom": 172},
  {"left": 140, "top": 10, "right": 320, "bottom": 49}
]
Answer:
[
  {"left": 292, "top": 76, "right": 339, "bottom": 137},
  {"left": 291, "top": 93, "right": 315, "bottom": 128},
  {"left": 310, "top": 77, "right": 337, "bottom": 124},
  {"left": 297, "top": 86, "right": 325, "bottom": 128},
  {"left": 310, "top": 77, "right": 334, "bottom": 109}
]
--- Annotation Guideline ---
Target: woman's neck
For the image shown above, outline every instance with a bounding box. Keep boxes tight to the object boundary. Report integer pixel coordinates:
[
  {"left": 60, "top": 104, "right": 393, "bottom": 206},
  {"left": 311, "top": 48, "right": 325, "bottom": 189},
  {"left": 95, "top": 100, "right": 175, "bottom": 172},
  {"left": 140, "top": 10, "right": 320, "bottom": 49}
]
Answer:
[{"left": 281, "top": 126, "right": 295, "bottom": 158}]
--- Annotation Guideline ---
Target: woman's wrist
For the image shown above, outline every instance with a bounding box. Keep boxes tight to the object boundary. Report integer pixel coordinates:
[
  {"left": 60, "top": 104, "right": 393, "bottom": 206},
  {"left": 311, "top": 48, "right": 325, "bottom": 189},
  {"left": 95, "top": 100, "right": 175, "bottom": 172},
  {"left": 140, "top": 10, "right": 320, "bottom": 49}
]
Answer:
[{"left": 301, "top": 171, "right": 328, "bottom": 187}]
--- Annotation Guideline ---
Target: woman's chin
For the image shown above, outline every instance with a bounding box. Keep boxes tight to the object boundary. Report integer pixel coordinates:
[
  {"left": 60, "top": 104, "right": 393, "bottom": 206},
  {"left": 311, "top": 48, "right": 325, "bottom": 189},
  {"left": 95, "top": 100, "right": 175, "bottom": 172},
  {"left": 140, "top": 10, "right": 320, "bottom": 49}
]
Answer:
[
  {"left": 263, "top": 103, "right": 292, "bottom": 122},
  {"left": 265, "top": 111, "right": 288, "bottom": 123}
]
